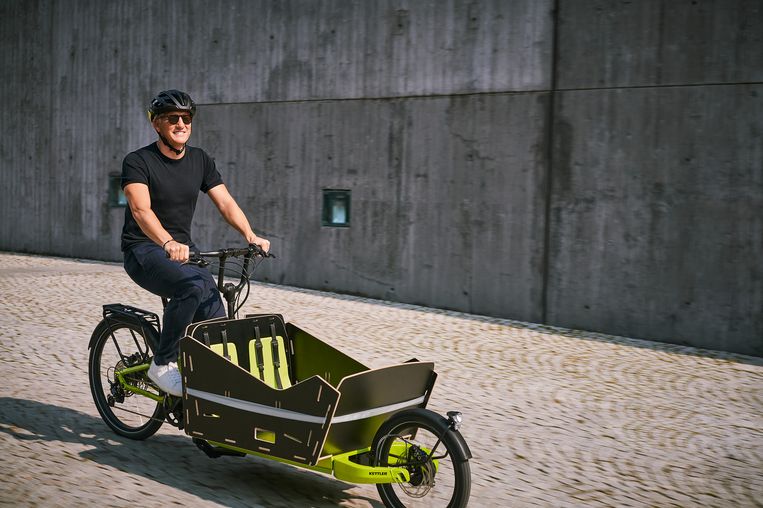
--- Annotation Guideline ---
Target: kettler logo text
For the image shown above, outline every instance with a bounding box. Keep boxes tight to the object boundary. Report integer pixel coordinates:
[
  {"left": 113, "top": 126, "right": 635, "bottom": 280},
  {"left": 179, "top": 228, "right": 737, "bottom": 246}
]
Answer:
[{"left": 369, "top": 472, "right": 388, "bottom": 476}]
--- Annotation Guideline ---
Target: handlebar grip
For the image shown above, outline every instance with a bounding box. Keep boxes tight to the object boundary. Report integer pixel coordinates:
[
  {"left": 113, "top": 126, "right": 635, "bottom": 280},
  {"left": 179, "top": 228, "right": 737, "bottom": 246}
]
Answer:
[
  {"left": 249, "top": 243, "right": 276, "bottom": 258},
  {"left": 186, "top": 252, "right": 209, "bottom": 267}
]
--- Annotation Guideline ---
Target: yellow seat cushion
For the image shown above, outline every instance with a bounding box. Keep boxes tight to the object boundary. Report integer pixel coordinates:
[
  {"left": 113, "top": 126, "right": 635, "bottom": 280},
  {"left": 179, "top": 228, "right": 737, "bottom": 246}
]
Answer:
[
  {"left": 248, "top": 336, "right": 292, "bottom": 389},
  {"left": 210, "top": 343, "right": 239, "bottom": 366}
]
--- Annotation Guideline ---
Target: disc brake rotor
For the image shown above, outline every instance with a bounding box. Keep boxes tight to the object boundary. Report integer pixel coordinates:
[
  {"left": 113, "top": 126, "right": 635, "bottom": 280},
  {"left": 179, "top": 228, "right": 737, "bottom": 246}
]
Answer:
[{"left": 401, "top": 441, "right": 436, "bottom": 498}]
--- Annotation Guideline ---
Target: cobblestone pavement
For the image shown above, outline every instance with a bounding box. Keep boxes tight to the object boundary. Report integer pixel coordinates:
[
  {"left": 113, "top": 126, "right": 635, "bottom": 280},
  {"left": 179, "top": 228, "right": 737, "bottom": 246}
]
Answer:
[{"left": 0, "top": 252, "right": 761, "bottom": 507}]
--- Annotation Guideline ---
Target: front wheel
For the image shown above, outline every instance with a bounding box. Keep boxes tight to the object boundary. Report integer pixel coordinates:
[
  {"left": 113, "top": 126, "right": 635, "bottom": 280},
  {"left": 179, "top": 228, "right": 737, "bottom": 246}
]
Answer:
[
  {"left": 372, "top": 408, "right": 471, "bottom": 508},
  {"left": 88, "top": 319, "right": 165, "bottom": 440}
]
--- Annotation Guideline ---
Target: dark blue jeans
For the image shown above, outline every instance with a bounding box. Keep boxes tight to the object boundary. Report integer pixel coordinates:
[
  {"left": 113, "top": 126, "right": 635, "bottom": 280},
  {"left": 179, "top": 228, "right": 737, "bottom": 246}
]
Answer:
[{"left": 124, "top": 242, "right": 225, "bottom": 365}]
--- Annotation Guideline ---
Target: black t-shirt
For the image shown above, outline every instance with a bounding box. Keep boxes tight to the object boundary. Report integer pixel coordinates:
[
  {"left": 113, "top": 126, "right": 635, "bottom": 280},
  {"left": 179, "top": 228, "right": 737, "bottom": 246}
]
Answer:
[{"left": 120, "top": 142, "right": 223, "bottom": 251}]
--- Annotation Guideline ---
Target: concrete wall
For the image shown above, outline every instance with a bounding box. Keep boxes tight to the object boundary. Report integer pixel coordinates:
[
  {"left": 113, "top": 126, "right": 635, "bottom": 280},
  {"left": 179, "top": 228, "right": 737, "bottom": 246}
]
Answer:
[
  {"left": 549, "top": 0, "right": 763, "bottom": 354},
  {"left": 193, "top": 93, "right": 549, "bottom": 322},
  {"left": 548, "top": 85, "right": 762, "bottom": 353},
  {"left": 0, "top": 0, "right": 760, "bottom": 356}
]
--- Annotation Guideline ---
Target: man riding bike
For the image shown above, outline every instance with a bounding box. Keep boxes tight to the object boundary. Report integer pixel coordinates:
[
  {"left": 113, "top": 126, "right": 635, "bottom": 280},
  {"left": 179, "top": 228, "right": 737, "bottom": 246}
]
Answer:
[{"left": 120, "top": 89, "right": 270, "bottom": 396}]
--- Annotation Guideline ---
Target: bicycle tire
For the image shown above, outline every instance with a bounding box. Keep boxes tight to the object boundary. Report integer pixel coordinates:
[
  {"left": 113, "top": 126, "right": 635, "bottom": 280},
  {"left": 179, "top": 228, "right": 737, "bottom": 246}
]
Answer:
[
  {"left": 372, "top": 408, "right": 471, "bottom": 508},
  {"left": 88, "top": 319, "right": 165, "bottom": 440}
]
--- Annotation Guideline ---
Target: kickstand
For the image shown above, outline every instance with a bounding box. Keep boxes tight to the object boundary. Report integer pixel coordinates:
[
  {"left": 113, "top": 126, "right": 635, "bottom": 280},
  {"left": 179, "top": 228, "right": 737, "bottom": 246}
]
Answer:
[{"left": 193, "top": 438, "right": 246, "bottom": 459}]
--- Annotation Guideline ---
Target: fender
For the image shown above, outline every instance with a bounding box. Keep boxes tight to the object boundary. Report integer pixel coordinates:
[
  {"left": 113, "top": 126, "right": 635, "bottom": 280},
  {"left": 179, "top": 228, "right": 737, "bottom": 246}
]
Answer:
[
  {"left": 88, "top": 304, "right": 160, "bottom": 352},
  {"left": 426, "top": 413, "right": 472, "bottom": 461},
  {"left": 448, "top": 428, "right": 473, "bottom": 461},
  {"left": 373, "top": 408, "right": 473, "bottom": 463}
]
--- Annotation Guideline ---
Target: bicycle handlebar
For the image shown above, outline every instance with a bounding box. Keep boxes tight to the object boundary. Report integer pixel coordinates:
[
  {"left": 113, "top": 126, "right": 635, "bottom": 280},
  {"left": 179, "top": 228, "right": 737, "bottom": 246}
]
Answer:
[
  {"left": 185, "top": 244, "right": 275, "bottom": 319},
  {"left": 193, "top": 243, "right": 275, "bottom": 261},
  {"left": 189, "top": 244, "right": 274, "bottom": 290}
]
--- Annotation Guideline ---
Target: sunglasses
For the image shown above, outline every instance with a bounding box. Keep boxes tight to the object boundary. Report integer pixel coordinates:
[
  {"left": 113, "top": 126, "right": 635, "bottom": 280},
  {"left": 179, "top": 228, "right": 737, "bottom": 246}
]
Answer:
[{"left": 161, "top": 114, "right": 193, "bottom": 125}]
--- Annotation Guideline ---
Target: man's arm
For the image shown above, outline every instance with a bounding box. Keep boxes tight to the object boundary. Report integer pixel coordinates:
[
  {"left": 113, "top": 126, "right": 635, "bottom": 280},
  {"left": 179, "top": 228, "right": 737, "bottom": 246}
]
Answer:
[
  {"left": 207, "top": 184, "right": 270, "bottom": 252},
  {"left": 123, "top": 183, "right": 189, "bottom": 262}
]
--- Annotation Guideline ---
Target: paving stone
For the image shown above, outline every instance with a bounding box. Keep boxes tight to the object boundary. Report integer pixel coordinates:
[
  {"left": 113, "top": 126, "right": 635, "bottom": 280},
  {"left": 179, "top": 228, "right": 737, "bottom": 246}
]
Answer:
[{"left": 0, "top": 252, "right": 761, "bottom": 507}]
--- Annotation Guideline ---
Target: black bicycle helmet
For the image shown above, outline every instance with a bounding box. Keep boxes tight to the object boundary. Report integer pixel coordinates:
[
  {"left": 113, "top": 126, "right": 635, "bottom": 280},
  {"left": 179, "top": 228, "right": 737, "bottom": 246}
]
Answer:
[{"left": 148, "top": 89, "right": 196, "bottom": 120}]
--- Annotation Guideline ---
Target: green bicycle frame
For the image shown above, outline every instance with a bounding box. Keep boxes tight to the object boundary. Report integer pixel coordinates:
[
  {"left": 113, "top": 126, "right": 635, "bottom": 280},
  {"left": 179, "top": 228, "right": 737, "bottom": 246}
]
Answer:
[
  {"left": 112, "top": 365, "right": 439, "bottom": 487},
  {"left": 206, "top": 440, "right": 439, "bottom": 485},
  {"left": 114, "top": 363, "right": 164, "bottom": 403}
]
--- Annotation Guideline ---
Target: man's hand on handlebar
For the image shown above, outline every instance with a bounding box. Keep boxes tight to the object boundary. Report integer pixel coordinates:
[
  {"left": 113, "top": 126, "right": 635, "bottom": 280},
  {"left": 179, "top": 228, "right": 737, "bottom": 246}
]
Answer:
[
  {"left": 248, "top": 243, "right": 275, "bottom": 258},
  {"left": 245, "top": 232, "right": 270, "bottom": 254},
  {"left": 164, "top": 240, "right": 190, "bottom": 263}
]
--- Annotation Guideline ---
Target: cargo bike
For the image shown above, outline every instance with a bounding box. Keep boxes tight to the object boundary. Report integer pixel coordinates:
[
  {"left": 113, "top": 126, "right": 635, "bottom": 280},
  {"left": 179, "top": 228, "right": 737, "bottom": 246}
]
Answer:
[{"left": 88, "top": 245, "right": 472, "bottom": 507}]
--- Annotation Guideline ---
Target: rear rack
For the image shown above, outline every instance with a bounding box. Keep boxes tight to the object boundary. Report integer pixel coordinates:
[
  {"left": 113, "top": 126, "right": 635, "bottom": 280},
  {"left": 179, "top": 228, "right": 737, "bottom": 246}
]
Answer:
[
  {"left": 103, "top": 303, "right": 161, "bottom": 334},
  {"left": 99, "top": 303, "right": 162, "bottom": 365}
]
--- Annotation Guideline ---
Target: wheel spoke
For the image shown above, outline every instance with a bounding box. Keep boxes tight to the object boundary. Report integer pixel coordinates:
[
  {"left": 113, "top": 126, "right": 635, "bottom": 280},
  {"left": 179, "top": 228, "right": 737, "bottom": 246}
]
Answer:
[
  {"left": 374, "top": 409, "right": 471, "bottom": 508},
  {"left": 89, "top": 320, "right": 164, "bottom": 440}
]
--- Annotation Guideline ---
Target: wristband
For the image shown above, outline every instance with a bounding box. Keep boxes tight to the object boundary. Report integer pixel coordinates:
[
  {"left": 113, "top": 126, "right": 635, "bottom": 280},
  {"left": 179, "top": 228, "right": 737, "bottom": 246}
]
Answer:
[{"left": 162, "top": 239, "right": 175, "bottom": 249}]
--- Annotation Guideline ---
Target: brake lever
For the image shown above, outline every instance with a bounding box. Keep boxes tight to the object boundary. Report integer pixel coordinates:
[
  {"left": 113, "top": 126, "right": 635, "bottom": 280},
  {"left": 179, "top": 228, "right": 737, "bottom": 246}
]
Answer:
[
  {"left": 186, "top": 253, "right": 210, "bottom": 267},
  {"left": 249, "top": 243, "right": 276, "bottom": 258}
]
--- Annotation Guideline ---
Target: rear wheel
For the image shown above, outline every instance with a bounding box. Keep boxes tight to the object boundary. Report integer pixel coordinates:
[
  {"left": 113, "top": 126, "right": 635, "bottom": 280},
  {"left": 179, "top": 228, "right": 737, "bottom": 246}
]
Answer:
[
  {"left": 88, "top": 319, "right": 164, "bottom": 440},
  {"left": 372, "top": 408, "right": 471, "bottom": 508}
]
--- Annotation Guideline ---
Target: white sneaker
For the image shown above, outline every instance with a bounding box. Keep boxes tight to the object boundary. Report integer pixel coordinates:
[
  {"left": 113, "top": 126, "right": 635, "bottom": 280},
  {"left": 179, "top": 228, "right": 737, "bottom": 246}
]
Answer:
[{"left": 147, "top": 360, "right": 183, "bottom": 396}]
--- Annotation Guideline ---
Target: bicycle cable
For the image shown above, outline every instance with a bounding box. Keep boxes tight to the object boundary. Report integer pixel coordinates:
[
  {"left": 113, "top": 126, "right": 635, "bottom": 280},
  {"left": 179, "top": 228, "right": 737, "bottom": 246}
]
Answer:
[
  {"left": 191, "top": 249, "right": 267, "bottom": 318},
  {"left": 234, "top": 255, "right": 264, "bottom": 316}
]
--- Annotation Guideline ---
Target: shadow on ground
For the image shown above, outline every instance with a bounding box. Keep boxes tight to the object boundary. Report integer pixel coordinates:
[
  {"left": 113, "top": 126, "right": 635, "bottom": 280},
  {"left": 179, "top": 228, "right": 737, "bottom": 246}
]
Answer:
[{"left": 0, "top": 397, "right": 383, "bottom": 508}]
